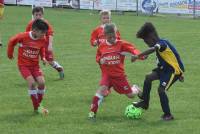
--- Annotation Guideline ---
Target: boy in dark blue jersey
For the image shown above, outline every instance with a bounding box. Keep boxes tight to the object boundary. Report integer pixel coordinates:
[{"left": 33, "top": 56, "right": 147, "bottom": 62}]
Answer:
[{"left": 132, "top": 22, "right": 184, "bottom": 121}]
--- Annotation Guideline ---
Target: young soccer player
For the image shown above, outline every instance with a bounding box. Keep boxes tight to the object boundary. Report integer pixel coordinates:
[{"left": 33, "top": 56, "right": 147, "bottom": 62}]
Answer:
[
  {"left": 90, "top": 10, "right": 121, "bottom": 47},
  {"left": 7, "top": 19, "right": 49, "bottom": 115},
  {"left": 26, "top": 6, "right": 64, "bottom": 79},
  {"left": 90, "top": 10, "right": 121, "bottom": 96},
  {"left": 133, "top": 22, "right": 185, "bottom": 121},
  {"left": 88, "top": 23, "right": 144, "bottom": 120},
  {"left": 0, "top": 0, "right": 4, "bottom": 46}
]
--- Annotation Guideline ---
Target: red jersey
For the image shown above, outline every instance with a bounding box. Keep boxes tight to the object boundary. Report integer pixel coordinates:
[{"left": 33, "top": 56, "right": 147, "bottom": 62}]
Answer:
[
  {"left": 90, "top": 25, "right": 121, "bottom": 47},
  {"left": 96, "top": 40, "right": 141, "bottom": 77},
  {"left": 26, "top": 19, "right": 53, "bottom": 47},
  {"left": 7, "top": 32, "right": 47, "bottom": 66}
]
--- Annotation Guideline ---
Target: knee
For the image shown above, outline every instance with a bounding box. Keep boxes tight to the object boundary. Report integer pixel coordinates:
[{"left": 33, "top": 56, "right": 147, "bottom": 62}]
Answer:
[
  {"left": 37, "top": 80, "right": 45, "bottom": 89},
  {"left": 158, "top": 87, "right": 165, "bottom": 94},
  {"left": 145, "top": 74, "right": 153, "bottom": 82},
  {"left": 96, "top": 86, "right": 108, "bottom": 97},
  {"left": 29, "top": 82, "right": 37, "bottom": 89}
]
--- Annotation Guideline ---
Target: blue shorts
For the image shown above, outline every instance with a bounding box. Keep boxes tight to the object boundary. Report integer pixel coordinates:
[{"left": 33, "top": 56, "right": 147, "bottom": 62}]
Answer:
[{"left": 153, "top": 67, "right": 181, "bottom": 90}]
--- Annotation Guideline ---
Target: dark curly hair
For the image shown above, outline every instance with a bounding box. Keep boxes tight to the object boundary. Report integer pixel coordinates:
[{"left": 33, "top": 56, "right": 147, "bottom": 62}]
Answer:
[{"left": 136, "top": 22, "right": 159, "bottom": 39}]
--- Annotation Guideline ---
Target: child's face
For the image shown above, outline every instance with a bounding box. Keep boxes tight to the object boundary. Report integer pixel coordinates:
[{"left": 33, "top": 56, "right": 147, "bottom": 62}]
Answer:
[
  {"left": 101, "top": 14, "right": 111, "bottom": 24},
  {"left": 106, "top": 33, "right": 116, "bottom": 44},
  {"left": 32, "top": 29, "right": 46, "bottom": 39},
  {"left": 33, "top": 11, "right": 43, "bottom": 20}
]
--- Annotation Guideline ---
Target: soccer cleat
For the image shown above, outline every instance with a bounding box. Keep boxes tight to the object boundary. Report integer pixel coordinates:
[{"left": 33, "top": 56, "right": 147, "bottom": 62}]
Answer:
[
  {"left": 161, "top": 114, "right": 174, "bottom": 121},
  {"left": 88, "top": 111, "right": 96, "bottom": 121},
  {"left": 132, "top": 100, "right": 149, "bottom": 110},
  {"left": 38, "top": 105, "right": 49, "bottom": 115},
  {"left": 58, "top": 70, "right": 64, "bottom": 80}
]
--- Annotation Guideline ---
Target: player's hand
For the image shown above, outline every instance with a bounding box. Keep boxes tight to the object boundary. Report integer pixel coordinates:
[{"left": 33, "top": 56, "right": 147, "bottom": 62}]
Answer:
[
  {"left": 131, "top": 55, "right": 138, "bottom": 62},
  {"left": 93, "top": 40, "right": 99, "bottom": 47},
  {"left": 100, "top": 58, "right": 106, "bottom": 64},
  {"left": 42, "top": 58, "right": 48, "bottom": 65},
  {"left": 179, "top": 74, "right": 184, "bottom": 82}
]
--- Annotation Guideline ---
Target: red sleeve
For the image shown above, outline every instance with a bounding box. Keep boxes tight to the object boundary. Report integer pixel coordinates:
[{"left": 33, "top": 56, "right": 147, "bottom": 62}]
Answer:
[
  {"left": 40, "top": 47, "right": 46, "bottom": 60},
  {"left": 7, "top": 33, "right": 23, "bottom": 59},
  {"left": 45, "top": 20, "right": 54, "bottom": 36},
  {"left": 121, "top": 41, "right": 146, "bottom": 60},
  {"left": 96, "top": 48, "right": 101, "bottom": 64},
  {"left": 121, "top": 41, "right": 141, "bottom": 55},
  {"left": 90, "top": 28, "right": 98, "bottom": 47},
  {"left": 26, "top": 20, "right": 33, "bottom": 32},
  {"left": 116, "top": 30, "right": 121, "bottom": 40}
]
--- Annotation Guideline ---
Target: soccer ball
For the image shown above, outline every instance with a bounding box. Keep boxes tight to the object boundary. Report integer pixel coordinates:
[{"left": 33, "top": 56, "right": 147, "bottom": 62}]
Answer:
[
  {"left": 125, "top": 104, "right": 142, "bottom": 119},
  {"left": 131, "top": 84, "right": 141, "bottom": 95}
]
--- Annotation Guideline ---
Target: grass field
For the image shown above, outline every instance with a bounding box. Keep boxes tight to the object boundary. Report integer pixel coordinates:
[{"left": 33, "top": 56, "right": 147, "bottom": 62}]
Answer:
[{"left": 0, "top": 6, "right": 199, "bottom": 134}]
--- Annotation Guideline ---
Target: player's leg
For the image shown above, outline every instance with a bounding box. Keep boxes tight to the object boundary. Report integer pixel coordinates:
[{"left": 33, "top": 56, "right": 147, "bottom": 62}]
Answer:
[
  {"left": 159, "top": 73, "right": 180, "bottom": 121},
  {"left": 89, "top": 85, "right": 109, "bottom": 119},
  {"left": 46, "top": 51, "right": 64, "bottom": 79},
  {"left": 33, "top": 66, "right": 48, "bottom": 115},
  {"left": 133, "top": 70, "right": 159, "bottom": 110},
  {"left": 18, "top": 66, "right": 40, "bottom": 111},
  {"left": 89, "top": 74, "right": 110, "bottom": 119}
]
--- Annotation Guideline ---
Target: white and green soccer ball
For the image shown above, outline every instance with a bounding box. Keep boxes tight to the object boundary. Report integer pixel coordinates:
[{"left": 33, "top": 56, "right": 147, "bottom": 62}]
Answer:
[{"left": 125, "top": 104, "right": 142, "bottom": 119}]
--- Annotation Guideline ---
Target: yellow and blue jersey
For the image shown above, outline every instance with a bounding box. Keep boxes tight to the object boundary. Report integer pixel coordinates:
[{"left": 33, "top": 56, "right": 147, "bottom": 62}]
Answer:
[{"left": 155, "top": 39, "right": 184, "bottom": 75}]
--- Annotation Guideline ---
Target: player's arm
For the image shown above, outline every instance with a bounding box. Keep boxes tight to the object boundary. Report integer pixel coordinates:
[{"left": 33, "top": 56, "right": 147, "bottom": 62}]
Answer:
[
  {"left": 25, "top": 21, "right": 32, "bottom": 32},
  {"left": 90, "top": 29, "right": 99, "bottom": 47},
  {"left": 47, "top": 23, "right": 54, "bottom": 52},
  {"left": 138, "top": 44, "right": 166, "bottom": 58},
  {"left": 116, "top": 30, "right": 121, "bottom": 40},
  {"left": 120, "top": 42, "right": 145, "bottom": 62},
  {"left": 7, "top": 34, "right": 22, "bottom": 59},
  {"left": 40, "top": 47, "right": 47, "bottom": 65}
]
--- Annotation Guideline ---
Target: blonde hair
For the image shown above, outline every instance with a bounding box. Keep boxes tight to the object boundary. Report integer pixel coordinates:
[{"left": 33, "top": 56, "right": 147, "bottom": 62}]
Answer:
[{"left": 99, "top": 10, "right": 111, "bottom": 17}]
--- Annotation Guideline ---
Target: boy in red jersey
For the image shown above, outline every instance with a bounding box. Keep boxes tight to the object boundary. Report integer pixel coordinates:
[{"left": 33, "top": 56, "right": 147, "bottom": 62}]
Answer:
[
  {"left": 7, "top": 19, "right": 49, "bottom": 115},
  {"left": 0, "top": 0, "right": 4, "bottom": 46},
  {"left": 26, "top": 6, "right": 64, "bottom": 79},
  {"left": 88, "top": 23, "right": 144, "bottom": 120},
  {"left": 90, "top": 10, "right": 121, "bottom": 47},
  {"left": 90, "top": 10, "right": 121, "bottom": 96}
]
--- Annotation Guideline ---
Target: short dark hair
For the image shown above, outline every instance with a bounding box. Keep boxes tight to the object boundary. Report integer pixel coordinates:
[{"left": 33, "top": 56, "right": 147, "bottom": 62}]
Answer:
[
  {"left": 32, "top": 6, "right": 44, "bottom": 15},
  {"left": 32, "top": 19, "right": 49, "bottom": 33},
  {"left": 104, "top": 23, "right": 116, "bottom": 35},
  {"left": 136, "top": 22, "right": 159, "bottom": 39}
]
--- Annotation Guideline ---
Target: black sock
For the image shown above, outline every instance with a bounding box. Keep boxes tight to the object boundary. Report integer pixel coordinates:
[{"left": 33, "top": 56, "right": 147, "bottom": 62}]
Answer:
[
  {"left": 142, "top": 79, "right": 152, "bottom": 104},
  {"left": 159, "top": 91, "right": 171, "bottom": 115}
]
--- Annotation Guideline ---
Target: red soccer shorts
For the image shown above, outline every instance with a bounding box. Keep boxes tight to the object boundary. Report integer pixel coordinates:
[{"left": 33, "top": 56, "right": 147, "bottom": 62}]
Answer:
[
  {"left": 18, "top": 65, "right": 43, "bottom": 79},
  {"left": 99, "top": 73, "right": 132, "bottom": 94},
  {"left": 45, "top": 51, "right": 54, "bottom": 61}
]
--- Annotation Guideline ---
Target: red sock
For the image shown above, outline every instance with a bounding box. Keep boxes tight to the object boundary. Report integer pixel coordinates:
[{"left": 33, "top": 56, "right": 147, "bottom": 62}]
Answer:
[
  {"left": 90, "top": 94, "right": 104, "bottom": 113},
  {"left": 29, "top": 90, "right": 39, "bottom": 110},
  {"left": 37, "top": 86, "right": 45, "bottom": 104}
]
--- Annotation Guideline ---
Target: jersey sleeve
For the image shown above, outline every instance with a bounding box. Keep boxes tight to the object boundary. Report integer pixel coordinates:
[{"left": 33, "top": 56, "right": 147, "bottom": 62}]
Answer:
[
  {"left": 47, "top": 23, "right": 54, "bottom": 36},
  {"left": 90, "top": 28, "right": 99, "bottom": 47},
  {"left": 121, "top": 41, "right": 141, "bottom": 56},
  {"left": 25, "top": 21, "right": 33, "bottom": 32},
  {"left": 116, "top": 30, "right": 121, "bottom": 40},
  {"left": 155, "top": 43, "right": 167, "bottom": 52},
  {"left": 96, "top": 48, "right": 101, "bottom": 64},
  {"left": 7, "top": 33, "right": 23, "bottom": 59}
]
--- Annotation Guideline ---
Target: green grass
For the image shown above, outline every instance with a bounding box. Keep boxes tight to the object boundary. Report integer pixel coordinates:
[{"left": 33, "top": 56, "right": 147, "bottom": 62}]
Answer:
[{"left": 0, "top": 6, "right": 199, "bottom": 134}]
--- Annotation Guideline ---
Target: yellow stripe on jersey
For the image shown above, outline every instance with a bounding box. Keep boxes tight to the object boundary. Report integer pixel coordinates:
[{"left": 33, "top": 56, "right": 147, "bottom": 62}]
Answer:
[
  {"left": 158, "top": 47, "right": 183, "bottom": 75},
  {"left": 165, "top": 73, "right": 175, "bottom": 90},
  {"left": 0, "top": 6, "right": 4, "bottom": 18}
]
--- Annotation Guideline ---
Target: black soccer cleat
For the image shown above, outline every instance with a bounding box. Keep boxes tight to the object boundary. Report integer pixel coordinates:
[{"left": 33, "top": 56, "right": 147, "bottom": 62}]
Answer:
[
  {"left": 132, "top": 100, "right": 149, "bottom": 110},
  {"left": 161, "top": 114, "right": 174, "bottom": 121}
]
